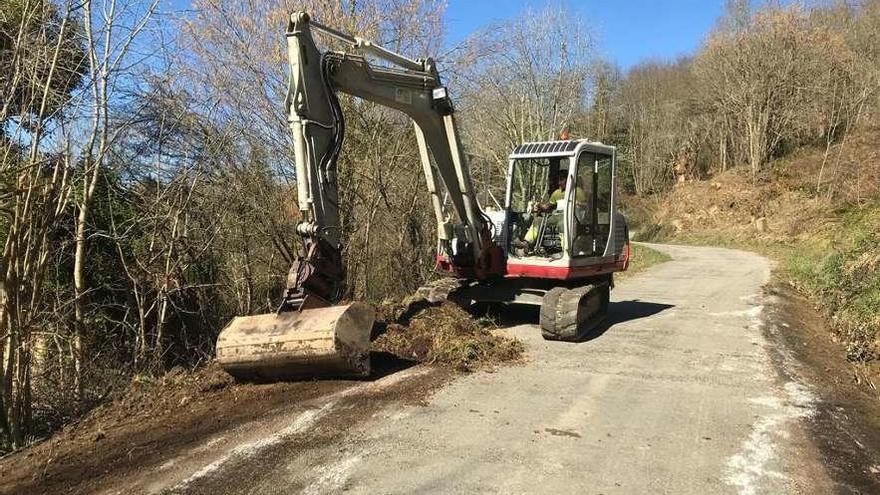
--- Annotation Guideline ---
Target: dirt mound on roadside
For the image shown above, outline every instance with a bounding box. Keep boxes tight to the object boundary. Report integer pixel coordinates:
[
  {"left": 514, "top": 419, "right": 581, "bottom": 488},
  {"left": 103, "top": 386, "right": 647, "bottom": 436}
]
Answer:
[
  {"left": 89, "top": 362, "right": 233, "bottom": 423},
  {"left": 373, "top": 302, "right": 524, "bottom": 371}
]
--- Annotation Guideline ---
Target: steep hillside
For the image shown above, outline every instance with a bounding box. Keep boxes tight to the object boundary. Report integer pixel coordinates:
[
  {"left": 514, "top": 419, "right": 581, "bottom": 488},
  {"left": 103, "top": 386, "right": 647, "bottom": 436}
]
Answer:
[
  {"left": 629, "top": 131, "right": 879, "bottom": 245},
  {"left": 624, "top": 130, "right": 880, "bottom": 390}
]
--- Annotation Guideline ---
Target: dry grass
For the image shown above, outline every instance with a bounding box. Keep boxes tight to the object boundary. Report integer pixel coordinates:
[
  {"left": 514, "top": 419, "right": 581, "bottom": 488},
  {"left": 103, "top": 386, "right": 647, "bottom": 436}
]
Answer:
[
  {"left": 373, "top": 302, "right": 524, "bottom": 371},
  {"left": 627, "top": 129, "right": 880, "bottom": 246},
  {"left": 619, "top": 244, "right": 671, "bottom": 279}
]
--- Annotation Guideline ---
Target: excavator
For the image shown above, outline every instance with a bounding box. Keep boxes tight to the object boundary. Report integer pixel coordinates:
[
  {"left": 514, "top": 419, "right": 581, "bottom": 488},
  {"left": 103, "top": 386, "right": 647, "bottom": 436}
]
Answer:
[{"left": 215, "top": 12, "right": 630, "bottom": 380}]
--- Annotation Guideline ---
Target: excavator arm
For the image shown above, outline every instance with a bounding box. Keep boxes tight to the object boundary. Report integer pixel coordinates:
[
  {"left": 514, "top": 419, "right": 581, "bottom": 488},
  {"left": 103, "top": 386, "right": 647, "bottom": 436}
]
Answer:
[
  {"left": 215, "top": 13, "right": 503, "bottom": 380},
  {"left": 281, "top": 12, "right": 502, "bottom": 312}
]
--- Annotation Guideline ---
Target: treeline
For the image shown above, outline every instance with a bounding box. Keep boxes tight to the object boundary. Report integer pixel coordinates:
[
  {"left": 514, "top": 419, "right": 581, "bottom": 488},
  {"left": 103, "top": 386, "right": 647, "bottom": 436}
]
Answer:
[
  {"left": 1, "top": 0, "right": 879, "bottom": 452},
  {"left": 583, "top": 0, "right": 880, "bottom": 197}
]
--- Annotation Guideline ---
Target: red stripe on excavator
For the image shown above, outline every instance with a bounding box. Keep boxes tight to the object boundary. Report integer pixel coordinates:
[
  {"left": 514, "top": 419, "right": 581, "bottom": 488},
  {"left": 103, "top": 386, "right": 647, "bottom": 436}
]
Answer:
[
  {"left": 504, "top": 261, "right": 624, "bottom": 280},
  {"left": 436, "top": 254, "right": 627, "bottom": 280}
]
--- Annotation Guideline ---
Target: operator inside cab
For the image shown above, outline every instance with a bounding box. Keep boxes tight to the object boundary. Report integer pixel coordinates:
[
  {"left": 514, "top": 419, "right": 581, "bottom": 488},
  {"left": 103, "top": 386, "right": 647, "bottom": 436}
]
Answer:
[
  {"left": 532, "top": 173, "right": 567, "bottom": 214},
  {"left": 550, "top": 173, "right": 567, "bottom": 203},
  {"left": 534, "top": 168, "right": 586, "bottom": 214},
  {"left": 518, "top": 162, "right": 589, "bottom": 257}
]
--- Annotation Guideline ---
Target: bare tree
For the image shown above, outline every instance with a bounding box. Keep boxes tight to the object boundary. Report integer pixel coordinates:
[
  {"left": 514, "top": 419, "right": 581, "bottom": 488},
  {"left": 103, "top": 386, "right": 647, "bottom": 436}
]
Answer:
[
  {"left": 616, "top": 59, "right": 696, "bottom": 194},
  {"left": 454, "top": 5, "right": 598, "bottom": 186},
  {"left": 694, "top": 6, "right": 857, "bottom": 176},
  {"left": 0, "top": 0, "right": 81, "bottom": 448},
  {"left": 70, "top": 0, "right": 158, "bottom": 400}
]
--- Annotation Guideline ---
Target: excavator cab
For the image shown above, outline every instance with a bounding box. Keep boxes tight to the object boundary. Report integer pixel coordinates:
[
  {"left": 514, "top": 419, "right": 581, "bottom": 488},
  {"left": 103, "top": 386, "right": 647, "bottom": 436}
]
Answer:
[{"left": 504, "top": 140, "right": 627, "bottom": 271}]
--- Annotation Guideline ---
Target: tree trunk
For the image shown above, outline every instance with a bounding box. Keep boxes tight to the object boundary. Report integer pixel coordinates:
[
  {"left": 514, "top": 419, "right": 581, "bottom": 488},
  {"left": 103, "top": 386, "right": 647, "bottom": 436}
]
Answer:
[{"left": 72, "top": 195, "right": 90, "bottom": 403}]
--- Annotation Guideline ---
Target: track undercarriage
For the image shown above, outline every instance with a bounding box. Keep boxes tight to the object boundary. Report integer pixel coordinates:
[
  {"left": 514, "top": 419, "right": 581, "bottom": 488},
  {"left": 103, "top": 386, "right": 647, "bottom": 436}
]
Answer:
[
  {"left": 539, "top": 283, "right": 610, "bottom": 341},
  {"left": 415, "top": 275, "right": 613, "bottom": 342}
]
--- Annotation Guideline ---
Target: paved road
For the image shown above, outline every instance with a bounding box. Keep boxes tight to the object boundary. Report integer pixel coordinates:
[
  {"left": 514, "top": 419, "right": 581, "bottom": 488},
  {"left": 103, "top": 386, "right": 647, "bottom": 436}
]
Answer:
[
  {"left": 309, "top": 243, "right": 829, "bottom": 494},
  {"left": 141, "top": 244, "right": 834, "bottom": 494}
]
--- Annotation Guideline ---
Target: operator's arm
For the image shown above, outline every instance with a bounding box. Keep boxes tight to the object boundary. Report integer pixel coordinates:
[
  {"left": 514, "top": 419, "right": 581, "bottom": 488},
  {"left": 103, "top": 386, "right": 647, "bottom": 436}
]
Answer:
[{"left": 533, "top": 188, "right": 563, "bottom": 214}]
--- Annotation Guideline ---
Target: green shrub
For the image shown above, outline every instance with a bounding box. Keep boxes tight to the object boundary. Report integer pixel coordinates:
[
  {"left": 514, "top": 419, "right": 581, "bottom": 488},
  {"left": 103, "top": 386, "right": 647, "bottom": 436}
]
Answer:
[{"left": 785, "top": 205, "right": 880, "bottom": 362}]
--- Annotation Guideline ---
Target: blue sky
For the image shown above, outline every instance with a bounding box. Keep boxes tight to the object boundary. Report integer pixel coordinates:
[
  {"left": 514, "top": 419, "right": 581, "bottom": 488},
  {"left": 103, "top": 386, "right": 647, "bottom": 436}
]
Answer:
[
  {"left": 166, "top": 0, "right": 727, "bottom": 71},
  {"left": 444, "top": 0, "right": 726, "bottom": 70}
]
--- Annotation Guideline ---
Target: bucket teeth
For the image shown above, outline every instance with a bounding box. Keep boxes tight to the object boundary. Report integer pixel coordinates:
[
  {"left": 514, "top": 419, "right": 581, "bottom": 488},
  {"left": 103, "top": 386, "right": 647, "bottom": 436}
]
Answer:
[{"left": 216, "top": 302, "right": 375, "bottom": 380}]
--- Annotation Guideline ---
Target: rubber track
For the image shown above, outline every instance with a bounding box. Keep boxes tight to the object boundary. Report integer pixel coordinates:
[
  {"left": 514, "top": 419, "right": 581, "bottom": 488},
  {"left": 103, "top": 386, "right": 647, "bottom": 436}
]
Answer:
[
  {"left": 540, "top": 287, "right": 567, "bottom": 339},
  {"left": 541, "top": 283, "right": 609, "bottom": 341}
]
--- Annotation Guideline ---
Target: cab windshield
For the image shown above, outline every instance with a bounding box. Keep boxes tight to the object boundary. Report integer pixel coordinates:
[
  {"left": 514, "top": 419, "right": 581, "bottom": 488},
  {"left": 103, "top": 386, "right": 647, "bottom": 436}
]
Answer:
[
  {"left": 507, "top": 156, "right": 566, "bottom": 258},
  {"left": 509, "top": 157, "right": 557, "bottom": 212}
]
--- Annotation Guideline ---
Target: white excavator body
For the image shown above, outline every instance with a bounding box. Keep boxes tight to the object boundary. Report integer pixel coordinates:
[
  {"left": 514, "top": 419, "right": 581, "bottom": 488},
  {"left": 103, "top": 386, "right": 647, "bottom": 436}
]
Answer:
[{"left": 215, "top": 12, "right": 629, "bottom": 380}]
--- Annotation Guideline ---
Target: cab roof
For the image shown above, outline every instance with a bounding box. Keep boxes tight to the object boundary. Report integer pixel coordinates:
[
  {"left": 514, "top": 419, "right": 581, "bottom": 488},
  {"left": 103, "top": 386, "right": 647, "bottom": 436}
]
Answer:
[{"left": 509, "top": 139, "right": 615, "bottom": 159}]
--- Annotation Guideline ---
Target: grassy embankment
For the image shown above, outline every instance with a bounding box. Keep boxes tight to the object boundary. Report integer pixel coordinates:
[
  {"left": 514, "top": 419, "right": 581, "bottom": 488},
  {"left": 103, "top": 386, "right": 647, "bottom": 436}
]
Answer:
[
  {"left": 621, "top": 243, "right": 672, "bottom": 278},
  {"left": 785, "top": 206, "right": 880, "bottom": 362}
]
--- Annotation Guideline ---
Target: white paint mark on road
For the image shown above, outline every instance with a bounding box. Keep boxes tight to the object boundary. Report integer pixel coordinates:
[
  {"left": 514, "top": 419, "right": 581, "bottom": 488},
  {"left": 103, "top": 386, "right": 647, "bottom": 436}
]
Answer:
[
  {"left": 159, "top": 436, "right": 226, "bottom": 471},
  {"left": 302, "top": 455, "right": 362, "bottom": 495},
  {"left": 725, "top": 381, "right": 817, "bottom": 495},
  {"left": 167, "top": 402, "right": 336, "bottom": 493},
  {"left": 710, "top": 306, "right": 764, "bottom": 319}
]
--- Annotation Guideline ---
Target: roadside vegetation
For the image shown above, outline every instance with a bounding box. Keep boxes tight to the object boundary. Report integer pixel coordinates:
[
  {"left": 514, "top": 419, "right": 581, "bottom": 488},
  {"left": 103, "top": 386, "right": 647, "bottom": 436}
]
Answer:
[
  {"left": 606, "top": 0, "right": 880, "bottom": 391},
  {"left": 620, "top": 244, "right": 671, "bottom": 279},
  {"left": 785, "top": 206, "right": 880, "bottom": 364},
  {"left": 1, "top": 0, "right": 878, "bottom": 453}
]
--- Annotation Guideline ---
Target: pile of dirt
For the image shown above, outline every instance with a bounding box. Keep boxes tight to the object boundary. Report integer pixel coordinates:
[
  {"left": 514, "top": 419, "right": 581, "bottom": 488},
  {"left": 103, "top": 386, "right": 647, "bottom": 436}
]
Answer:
[
  {"left": 89, "top": 362, "right": 232, "bottom": 421},
  {"left": 373, "top": 301, "right": 524, "bottom": 371}
]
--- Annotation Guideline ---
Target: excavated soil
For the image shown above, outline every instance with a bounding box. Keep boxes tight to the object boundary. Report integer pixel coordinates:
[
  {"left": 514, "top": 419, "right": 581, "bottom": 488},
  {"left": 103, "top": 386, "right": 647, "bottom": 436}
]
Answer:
[{"left": 373, "top": 301, "right": 524, "bottom": 371}]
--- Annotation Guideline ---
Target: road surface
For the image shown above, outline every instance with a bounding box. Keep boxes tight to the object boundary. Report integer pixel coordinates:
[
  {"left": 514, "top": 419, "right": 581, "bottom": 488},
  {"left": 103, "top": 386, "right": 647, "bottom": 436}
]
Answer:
[{"left": 109, "top": 244, "right": 856, "bottom": 494}]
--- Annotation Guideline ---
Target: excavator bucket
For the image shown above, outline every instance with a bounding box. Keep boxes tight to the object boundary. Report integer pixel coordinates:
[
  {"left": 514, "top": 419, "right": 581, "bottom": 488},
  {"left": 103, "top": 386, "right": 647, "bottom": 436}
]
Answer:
[{"left": 216, "top": 303, "right": 376, "bottom": 381}]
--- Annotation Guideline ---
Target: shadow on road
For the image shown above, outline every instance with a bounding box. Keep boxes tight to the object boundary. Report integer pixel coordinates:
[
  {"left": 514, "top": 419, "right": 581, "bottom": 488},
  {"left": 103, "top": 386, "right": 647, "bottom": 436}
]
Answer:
[
  {"left": 583, "top": 300, "right": 675, "bottom": 342},
  {"left": 607, "top": 299, "right": 674, "bottom": 326},
  {"left": 485, "top": 299, "right": 674, "bottom": 342}
]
